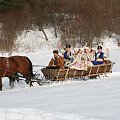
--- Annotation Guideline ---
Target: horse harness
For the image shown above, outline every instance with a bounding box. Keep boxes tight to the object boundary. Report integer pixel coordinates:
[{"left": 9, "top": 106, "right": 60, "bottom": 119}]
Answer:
[{"left": 2, "top": 58, "right": 10, "bottom": 77}]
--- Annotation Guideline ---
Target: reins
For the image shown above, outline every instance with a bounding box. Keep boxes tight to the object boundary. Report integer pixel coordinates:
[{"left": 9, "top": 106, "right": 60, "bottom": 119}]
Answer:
[{"left": 33, "top": 65, "right": 47, "bottom": 68}]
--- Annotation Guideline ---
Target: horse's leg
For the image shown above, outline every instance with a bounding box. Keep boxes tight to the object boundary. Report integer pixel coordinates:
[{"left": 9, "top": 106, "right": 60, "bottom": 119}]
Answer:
[
  {"left": 14, "top": 73, "right": 20, "bottom": 83},
  {"left": 25, "top": 77, "right": 33, "bottom": 87},
  {"left": 9, "top": 76, "right": 14, "bottom": 89},
  {"left": 0, "top": 78, "right": 2, "bottom": 91}
]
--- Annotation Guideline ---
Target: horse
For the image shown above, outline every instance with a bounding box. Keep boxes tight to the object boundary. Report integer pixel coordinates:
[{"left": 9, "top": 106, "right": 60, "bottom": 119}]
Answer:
[{"left": 0, "top": 56, "right": 34, "bottom": 91}]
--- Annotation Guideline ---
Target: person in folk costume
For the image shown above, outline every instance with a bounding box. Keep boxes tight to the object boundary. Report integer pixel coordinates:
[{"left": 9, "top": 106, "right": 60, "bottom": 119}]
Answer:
[
  {"left": 90, "top": 48, "right": 96, "bottom": 62},
  {"left": 47, "top": 50, "right": 64, "bottom": 69},
  {"left": 74, "top": 48, "right": 79, "bottom": 56},
  {"left": 75, "top": 48, "right": 84, "bottom": 63},
  {"left": 64, "top": 44, "right": 74, "bottom": 67},
  {"left": 103, "top": 48, "right": 110, "bottom": 63},
  {"left": 83, "top": 47, "right": 93, "bottom": 67},
  {"left": 105, "top": 48, "right": 109, "bottom": 57},
  {"left": 92, "top": 45, "right": 104, "bottom": 65},
  {"left": 70, "top": 48, "right": 86, "bottom": 70}
]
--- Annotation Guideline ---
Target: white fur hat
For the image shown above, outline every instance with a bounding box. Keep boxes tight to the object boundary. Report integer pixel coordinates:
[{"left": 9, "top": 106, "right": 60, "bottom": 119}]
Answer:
[
  {"left": 79, "top": 48, "right": 84, "bottom": 51},
  {"left": 84, "top": 47, "right": 90, "bottom": 50},
  {"left": 74, "top": 48, "right": 79, "bottom": 51},
  {"left": 91, "top": 48, "right": 96, "bottom": 51}
]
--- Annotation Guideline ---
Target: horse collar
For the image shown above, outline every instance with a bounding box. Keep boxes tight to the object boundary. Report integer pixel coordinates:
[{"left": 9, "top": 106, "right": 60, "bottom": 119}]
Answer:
[
  {"left": 3, "top": 58, "right": 9, "bottom": 77},
  {"left": 6, "top": 58, "right": 9, "bottom": 68}
]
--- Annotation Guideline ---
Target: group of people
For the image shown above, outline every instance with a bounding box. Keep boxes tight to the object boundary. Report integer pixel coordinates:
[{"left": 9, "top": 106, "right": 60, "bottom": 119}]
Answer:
[{"left": 47, "top": 44, "right": 109, "bottom": 70}]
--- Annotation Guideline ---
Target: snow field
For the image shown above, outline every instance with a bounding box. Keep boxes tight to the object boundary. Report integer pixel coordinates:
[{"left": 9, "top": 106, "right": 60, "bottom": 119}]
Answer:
[{"left": 0, "top": 30, "right": 120, "bottom": 120}]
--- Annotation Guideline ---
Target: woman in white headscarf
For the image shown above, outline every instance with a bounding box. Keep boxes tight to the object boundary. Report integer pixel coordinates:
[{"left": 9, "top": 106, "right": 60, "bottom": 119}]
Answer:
[
  {"left": 70, "top": 48, "right": 86, "bottom": 70},
  {"left": 83, "top": 47, "right": 93, "bottom": 66}
]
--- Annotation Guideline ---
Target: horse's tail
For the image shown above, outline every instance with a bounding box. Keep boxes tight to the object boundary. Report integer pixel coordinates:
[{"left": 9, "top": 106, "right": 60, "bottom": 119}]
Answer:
[{"left": 25, "top": 57, "right": 35, "bottom": 77}]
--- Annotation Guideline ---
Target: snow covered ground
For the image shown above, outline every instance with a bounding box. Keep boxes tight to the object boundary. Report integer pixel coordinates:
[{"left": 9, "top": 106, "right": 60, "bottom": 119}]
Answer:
[
  {"left": 0, "top": 73, "right": 120, "bottom": 120},
  {"left": 0, "top": 31, "right": 120, "bottom": 120}
]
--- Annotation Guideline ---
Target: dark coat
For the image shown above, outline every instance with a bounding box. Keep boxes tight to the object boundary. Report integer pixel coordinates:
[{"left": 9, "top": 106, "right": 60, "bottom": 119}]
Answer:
[
  {"left": 95, "top": 52, "right": 104, "bottom": 60},
  {"left": 92, "top": 52, "right": 104, "bottom": 65},
  {"left": 64, "top": 51, "right": 72, "bottom": 59},
  {"left": 64, "top": 51, "right": 74, "bottom": 63}
]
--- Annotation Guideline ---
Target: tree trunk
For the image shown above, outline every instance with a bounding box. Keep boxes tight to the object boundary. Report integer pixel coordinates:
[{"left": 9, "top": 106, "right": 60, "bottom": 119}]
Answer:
[{"left": 41, "top": 27, "right": 48, "bottom": 41}]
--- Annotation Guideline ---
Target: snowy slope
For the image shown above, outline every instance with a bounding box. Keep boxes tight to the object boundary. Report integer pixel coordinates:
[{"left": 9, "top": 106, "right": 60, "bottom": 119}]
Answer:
[
  {"left": 0, "top": 31, "right": 120, "bottom": 120},
  {"left": 15, "top": 29, "right": 61, "bottom": 52},
  {"left": 101, "top": 36, "right": 119, "bottom": 50}
]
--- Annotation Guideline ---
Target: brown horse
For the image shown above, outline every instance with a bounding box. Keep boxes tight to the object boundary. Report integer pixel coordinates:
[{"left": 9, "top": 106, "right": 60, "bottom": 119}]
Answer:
[{"left": 0, "top": 56, "right": 34, "bottom": 91}]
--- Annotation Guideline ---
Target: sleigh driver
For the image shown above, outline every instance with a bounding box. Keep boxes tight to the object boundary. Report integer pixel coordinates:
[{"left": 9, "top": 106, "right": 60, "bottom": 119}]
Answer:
[{"left": 46, "top": 50, "right": 64, "bottom": 69}]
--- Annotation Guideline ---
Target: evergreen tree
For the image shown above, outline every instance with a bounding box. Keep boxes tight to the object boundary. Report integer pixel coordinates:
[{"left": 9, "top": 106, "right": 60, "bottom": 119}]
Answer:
[{"left": 0, "top": 0, "right": 25, "bottom": 8}]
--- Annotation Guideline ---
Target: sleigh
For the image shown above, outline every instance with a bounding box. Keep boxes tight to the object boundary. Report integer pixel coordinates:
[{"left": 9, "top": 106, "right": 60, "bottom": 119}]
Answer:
[
  {"left": 11, "top": 61, "right": 115, "bottom": 86},
  {"left": 41, "top": 61, "right": 115, "bottom": 81}
]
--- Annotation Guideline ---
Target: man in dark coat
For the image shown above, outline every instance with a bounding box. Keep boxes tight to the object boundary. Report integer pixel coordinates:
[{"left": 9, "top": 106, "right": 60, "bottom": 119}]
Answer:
[
  {"left": 64, "top": 44, "right": 74, "bottom": 67},
  {"left": 92, "top": 46, "right": 104, "bottom": 65}
]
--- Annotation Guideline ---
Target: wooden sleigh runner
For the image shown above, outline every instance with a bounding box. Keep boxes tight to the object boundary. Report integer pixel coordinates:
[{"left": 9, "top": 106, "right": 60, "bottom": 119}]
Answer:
[{"left": 41, "top": 62, "right": 115, "bottom": 81}]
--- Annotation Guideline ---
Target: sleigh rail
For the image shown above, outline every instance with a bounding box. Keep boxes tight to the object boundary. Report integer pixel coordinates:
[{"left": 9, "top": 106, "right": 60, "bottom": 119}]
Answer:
[{"left": 41, "top": 62, "right": 115, "bottom": 81}]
